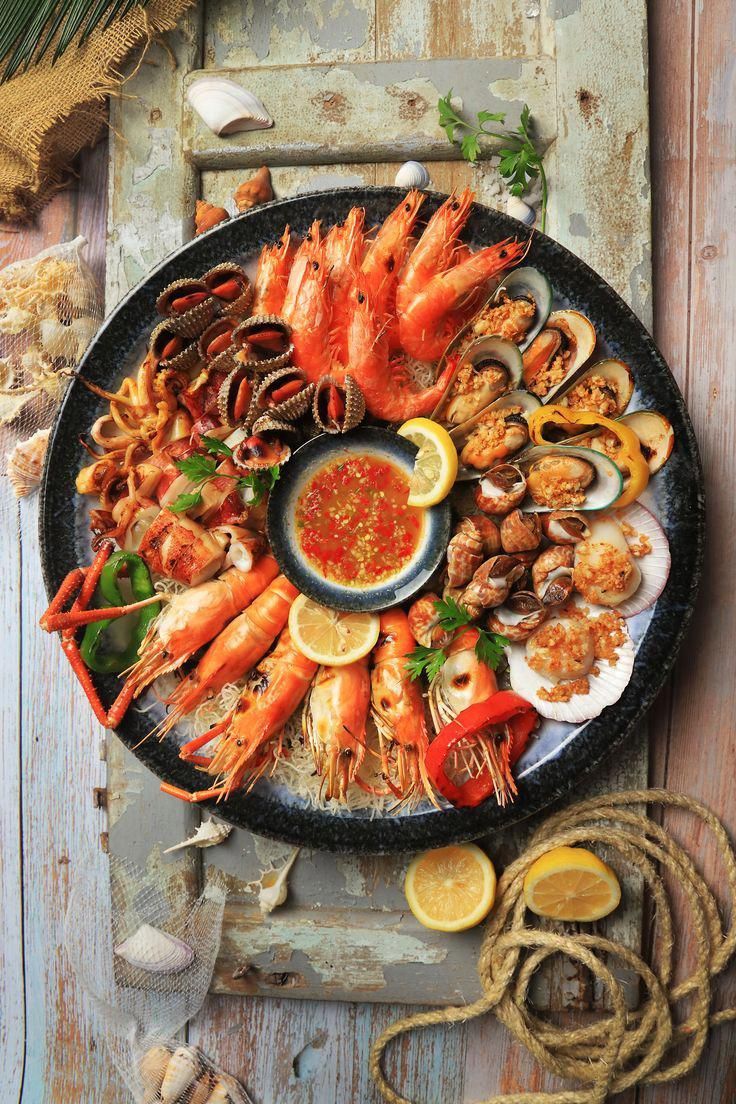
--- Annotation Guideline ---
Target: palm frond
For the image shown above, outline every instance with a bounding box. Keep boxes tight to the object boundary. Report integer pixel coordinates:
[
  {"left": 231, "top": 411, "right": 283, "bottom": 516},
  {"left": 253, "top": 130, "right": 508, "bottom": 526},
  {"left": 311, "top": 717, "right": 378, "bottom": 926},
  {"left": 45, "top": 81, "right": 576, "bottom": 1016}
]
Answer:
[{"left": 0, "top": 0, "right": 153, "bottom": 82}]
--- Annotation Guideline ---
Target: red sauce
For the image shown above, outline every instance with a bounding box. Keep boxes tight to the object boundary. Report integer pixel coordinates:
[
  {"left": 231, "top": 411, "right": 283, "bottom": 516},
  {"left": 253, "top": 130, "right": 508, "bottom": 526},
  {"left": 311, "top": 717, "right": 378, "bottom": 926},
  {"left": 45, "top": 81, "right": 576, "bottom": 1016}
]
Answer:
[{"left": 295, "top": 454, "right": 424, "bottom": 587}]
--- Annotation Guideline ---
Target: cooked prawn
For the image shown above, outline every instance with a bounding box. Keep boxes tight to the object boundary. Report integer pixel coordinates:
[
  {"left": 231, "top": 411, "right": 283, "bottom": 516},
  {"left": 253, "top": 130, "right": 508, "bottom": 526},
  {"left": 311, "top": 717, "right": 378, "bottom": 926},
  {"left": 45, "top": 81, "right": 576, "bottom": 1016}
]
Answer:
[
  {"left": 252, "top": 226, "right": 296, "bottom": 316},
  {"left": 395, "top": 187, "right": 474, "bottom": 318},
  {"left": 303, "top": 658, "right": 371, "bottom": 801},
  {"left": 361, "top": 189, "right": 425, "bottom": 334}
]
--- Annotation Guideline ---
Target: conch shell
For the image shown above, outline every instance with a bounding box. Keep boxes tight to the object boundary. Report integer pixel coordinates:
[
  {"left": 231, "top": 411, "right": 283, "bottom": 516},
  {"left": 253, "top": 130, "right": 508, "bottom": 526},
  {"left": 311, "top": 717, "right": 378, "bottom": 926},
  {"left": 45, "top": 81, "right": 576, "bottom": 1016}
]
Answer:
[
  {"left": 7, "top": 428, "right": 49, "bottom": 497},
  {"left": 195, "top": 200, "right": 230, "bottom": 236},
  {"left": 163, "top": 817, "right": 232, "bottom": 854},
  {"left": 187, "top": 77, "right": 273, "bottom": 137},
  {"left": 234, "top": 166, "right": 274, "bottom": 212}
]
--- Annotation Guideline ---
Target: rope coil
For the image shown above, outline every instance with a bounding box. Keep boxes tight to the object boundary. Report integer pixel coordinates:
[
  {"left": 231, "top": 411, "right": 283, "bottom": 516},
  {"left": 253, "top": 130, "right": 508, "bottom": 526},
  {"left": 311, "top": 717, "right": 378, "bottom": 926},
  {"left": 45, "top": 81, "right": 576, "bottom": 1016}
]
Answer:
[{"left": 370, "top": 789, "right": 736, "bottom": 1103}]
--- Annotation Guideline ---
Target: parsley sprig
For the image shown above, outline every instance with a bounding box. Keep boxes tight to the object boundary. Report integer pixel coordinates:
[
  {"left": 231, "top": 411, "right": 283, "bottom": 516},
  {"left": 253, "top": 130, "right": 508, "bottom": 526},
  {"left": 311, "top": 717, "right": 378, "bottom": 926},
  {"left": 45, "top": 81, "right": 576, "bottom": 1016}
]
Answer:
[
  {"left": 169, "top": 436, "right": 280, "bottom": 514},
  {"left": 404, "top": 596, "right": 509, "bottom": 682},
  {"left": 437, "top": 93, "right": 548, "bottom": 232}
]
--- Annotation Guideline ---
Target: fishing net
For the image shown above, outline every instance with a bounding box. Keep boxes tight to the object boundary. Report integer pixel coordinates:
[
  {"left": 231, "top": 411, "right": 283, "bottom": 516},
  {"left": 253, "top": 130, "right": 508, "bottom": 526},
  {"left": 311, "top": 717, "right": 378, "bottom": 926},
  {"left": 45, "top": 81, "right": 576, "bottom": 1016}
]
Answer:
[
  {"left": 65, "top": 854, "right": 252, "bottom": 1103},
  {"left": 0, "top": 235, "right": 102, "bottom": 514}
]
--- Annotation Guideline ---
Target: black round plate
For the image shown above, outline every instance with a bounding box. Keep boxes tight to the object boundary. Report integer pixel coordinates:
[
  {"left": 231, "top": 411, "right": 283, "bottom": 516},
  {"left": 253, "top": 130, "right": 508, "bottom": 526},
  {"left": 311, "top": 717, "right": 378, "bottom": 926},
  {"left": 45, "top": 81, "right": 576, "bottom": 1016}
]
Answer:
[
  {"left": 39, "top": 187, "right": 705, "bottom": 854},
  {"left": 266, "top": 427, "right": 452, "bottom": 611}
]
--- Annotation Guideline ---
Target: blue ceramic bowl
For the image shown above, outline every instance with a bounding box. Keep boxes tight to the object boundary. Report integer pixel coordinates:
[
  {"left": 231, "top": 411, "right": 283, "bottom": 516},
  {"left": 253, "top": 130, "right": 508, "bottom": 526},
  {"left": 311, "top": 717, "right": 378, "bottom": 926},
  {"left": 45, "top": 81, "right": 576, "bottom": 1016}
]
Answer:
[{"left": 267, "top": 427, "right": 452, "bottom": 611}]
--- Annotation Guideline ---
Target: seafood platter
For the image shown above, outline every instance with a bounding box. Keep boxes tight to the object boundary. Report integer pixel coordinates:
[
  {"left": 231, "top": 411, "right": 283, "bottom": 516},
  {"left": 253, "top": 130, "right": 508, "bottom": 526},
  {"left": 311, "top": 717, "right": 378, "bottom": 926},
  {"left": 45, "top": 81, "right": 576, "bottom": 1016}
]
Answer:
[{"left": 39, "top": 187, "right": 704, "bottom": 853}]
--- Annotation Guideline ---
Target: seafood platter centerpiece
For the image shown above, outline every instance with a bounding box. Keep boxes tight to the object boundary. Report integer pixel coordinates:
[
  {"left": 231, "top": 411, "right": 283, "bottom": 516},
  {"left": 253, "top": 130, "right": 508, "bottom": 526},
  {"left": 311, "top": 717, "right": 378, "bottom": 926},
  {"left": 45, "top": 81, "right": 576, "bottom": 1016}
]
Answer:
[{"left": 39, "top": 187, "right": 703, "bottom": 852}]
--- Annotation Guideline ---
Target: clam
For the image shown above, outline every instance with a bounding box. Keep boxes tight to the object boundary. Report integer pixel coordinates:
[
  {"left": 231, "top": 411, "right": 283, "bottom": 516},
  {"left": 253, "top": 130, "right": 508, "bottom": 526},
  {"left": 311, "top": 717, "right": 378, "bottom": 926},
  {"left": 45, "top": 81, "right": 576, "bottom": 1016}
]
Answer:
[
  {"left": 557, "top": 358, "right": 633, "bottom": 418},
  {"left": 252, "top": 366, "right": 314, "bottom": 423},
  {"left": 540, "top": 510, "right": 591, "bottom": 544},
  {"left": 232, "top": 315, "right": 293, "bottom": 372},
  {"left": 450, "top": 390, "right": 541, "bottom": 478},
  {"left": 434, "top": 336, "right": 523, "bottom": 427},
  {"left": 7, "top": 428, "right": 49, "bottom": 497},
  {"left": 187, "top": 77, "right": 273, "bottom": 136},
  {"left": 522, "top": 309, "right": 596, "bottom": 401},
  {"left": 461, "top": 267, "right": 552, "bottom": 353},
  {"left": 517, "top": 445, "right": 624, "bottom": 512},
  {"left": 487, "top": 591, "right": 548, "bottom": 642},
  {"left": 200, "top": 317, "right": 239, "bottom": 361},
  {"left": 156, "top": 279, "right": 218, "bottom": 338},
  {"left": 618, "top": 410, "right": 674, "bottom": 473},
  {"left": 474, "top": 463, "right": 527, "bottom": 516},
  {"left": 201, "top": 263, "right": 253, "bottom": 317},
  {"left": 532, "top": 544, "right": 575, "bottom": 606},
  {"left": 114, "top": 923, "right": 194, "bottom": 974},
  {"left": 149, "top": 319, "right": 201, "bottom": 373},
  {"left": 394, "top": 161, "right": 430, "bottom": 189},
  {"left": 312, "top": 373, "right": 365, "bottom": 434},
  {"left": 217, "top": 365, "right": 254, "bottom": 426}
]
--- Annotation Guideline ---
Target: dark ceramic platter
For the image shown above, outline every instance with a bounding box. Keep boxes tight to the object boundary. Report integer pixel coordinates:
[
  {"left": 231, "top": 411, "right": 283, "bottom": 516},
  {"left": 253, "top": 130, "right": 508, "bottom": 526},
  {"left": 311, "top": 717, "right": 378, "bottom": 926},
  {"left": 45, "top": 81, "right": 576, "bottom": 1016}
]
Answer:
[{"left": 39, "top": 187, "right": 705, "bottom": 854}]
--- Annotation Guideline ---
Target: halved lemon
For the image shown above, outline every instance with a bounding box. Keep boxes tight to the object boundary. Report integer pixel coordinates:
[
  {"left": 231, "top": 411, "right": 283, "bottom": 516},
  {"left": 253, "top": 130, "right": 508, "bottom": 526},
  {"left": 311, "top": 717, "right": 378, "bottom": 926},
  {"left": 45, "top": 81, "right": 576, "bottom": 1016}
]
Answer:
[
  {"left": 404, "top": 844, "right": 496, "bottom": 932},
  {"left": 397, "top": 418, "right": 458, "bottom": 508},
  {"left": 288, "top": 594, "right": 380, "bottom": 666},
  {"left": 523, "top": 845, "right": 621, "bottom": 921}
]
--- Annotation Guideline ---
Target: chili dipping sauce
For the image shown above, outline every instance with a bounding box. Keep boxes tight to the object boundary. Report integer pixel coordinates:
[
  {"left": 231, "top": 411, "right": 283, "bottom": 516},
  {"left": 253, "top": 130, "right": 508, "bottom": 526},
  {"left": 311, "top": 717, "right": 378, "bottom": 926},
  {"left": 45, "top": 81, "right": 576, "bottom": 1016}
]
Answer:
[{"left": 295, "top": 454, "right": 424, "bottom": 587}]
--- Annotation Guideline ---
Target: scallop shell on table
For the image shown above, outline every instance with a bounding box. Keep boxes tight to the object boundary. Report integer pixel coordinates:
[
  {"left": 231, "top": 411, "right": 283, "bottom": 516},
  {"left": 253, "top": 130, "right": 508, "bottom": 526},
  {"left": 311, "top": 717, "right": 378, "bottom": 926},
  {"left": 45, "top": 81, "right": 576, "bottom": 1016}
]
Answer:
[
  {"left": 187, "top": 77, "right": 273, "bottom": 136},
  {"left": 114, "top": 922, "right": 194, "bottom": 974},
  {"left": 394, "top": 160, "right": 430, "bottom": 189},
  {"left": 312, "top": 373, "right": 365, "bottom": 433},
  {"left": 7, "top": 428, "right": 49, "bottom": 497},
  {"left": 507, "top": 615, "right": 636, "bottom": 723}
]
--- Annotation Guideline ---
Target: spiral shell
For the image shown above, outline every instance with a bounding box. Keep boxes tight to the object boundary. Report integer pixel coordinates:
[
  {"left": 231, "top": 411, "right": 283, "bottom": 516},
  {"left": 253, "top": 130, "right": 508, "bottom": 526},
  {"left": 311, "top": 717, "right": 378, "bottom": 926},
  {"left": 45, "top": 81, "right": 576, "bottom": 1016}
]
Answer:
[
  {"left": 201, "top": 263, "right": 253, "bottom": 317},
  {"left": 149, "top": 320, "right": 201, "bottom": 373},
  {"left": 500, "top": 510, "right": 542, "bottom": 554},
  {"left": 160, "top": 1045, "right": 202, "bottom": 1104},
  {"left": 7, "top": 428, "right": 49, "bottom": 497},
  {"left": 312, "top": 373, "right": 365, "bottom": 434},
  {"left": 446, "top": 517, "right": 484, "bottom": 588},
  {"left": 531, "top": 544, "right": 575, "bottom": 606},
  {"left": 461, "top": 555, "right": 526, "bottom": 619},
  {"left": 156, "top": 279, "right": 218, "bottom": 338},
  {"left": 486, "top": 591, "right": 548, "bottom": 642},
  {"left": 253, "top": 366, "right": 314, "bottom": 423},
  {"left": 407, "top": 592, "right": 452, "bottom": 649},
  {"left": 232, "top": 315, "right": 293, "bottom": 372}
]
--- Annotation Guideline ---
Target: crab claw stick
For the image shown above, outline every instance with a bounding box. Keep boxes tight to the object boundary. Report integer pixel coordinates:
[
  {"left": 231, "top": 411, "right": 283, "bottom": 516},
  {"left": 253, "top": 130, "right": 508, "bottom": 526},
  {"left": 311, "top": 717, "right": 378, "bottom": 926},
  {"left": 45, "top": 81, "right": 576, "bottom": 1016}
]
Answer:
[
  {"left": 153, "top": 575, "right": 299, "bottom": 739},
  {"left": 137, "top": 508, "right": 226, "bottom": 586},
  {"left": 303, "top": 657, "right": 371, "bottom": 802},
  {"left": 125, "top": 555, "right": 279, "bottom": 696}
]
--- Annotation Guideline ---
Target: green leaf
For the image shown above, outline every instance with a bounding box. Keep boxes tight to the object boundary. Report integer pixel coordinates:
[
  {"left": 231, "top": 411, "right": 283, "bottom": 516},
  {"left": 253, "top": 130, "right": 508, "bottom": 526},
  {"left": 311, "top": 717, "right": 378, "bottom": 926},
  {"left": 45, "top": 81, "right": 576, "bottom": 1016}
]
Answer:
[
  {"left": 175, "top": 452, "right": 218, "bottom": 483},
  {"left": 434, "top": 596, "right": 471, "bottom": 633},
  {"left": 169, "top": 490, "right": 203, "bottom": 515},
  {"left": 200, "top": 436, "right": 233, "bottom": 458},
  {"left": 474, "top": 630, "right": 510, "bottom": 671},
  {"left": 519, "top": 102, "right": 532, "bottom": 131},
  {"left": 460, "top": 133, "right": 481, "bottom": 163},
  {"left": 477, "top": 109, "right": 506, "bottom": 124},
  {"left": 404, "top": 645, "right": 447, "bottom": 682}
]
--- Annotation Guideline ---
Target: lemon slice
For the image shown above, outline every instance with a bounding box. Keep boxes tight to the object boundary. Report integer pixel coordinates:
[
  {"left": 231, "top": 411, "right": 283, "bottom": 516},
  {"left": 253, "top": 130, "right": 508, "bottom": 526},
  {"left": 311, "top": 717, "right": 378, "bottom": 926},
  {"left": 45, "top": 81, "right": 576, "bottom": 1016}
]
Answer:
[
  {"left": 397, "top": 418, "right": 458, "bottom": 508},
  {"left": 523, "top": 845, "right": 621, "bottom": 921},
  {"left": 288, "top": 594, "right": 380, "bottom": 666},
  {"left": 404, "top": 844, "right": 496, "bottom": 932}
]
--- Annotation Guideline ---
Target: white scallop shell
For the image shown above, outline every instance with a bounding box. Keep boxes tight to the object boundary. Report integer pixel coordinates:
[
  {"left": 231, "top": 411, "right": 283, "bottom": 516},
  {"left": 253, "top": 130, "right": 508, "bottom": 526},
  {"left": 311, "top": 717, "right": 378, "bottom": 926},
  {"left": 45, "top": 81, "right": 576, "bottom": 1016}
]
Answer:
[
  {"left": 506, "top": 194, "right": 535, "bottom": 226},
  {"left": 507, "top": 618, "right": 635, "bottom": 723},
  {"left": 114, "top": 922, "right": 194, "bottom": 973},
  {"left": 394, "top": 160, "right": 430, "bottom": 189},
  {"left": 7, "top": 428, "right": 49, "bottom": 497},
  {"left": 612, "top": 502, "right": 671, "bottom": 617},
  {"left": 187, "top": 78, "right": 273, "bottom": 137},
  {"left": 163, "top": 817, "right": 232, "bottom": 853}
]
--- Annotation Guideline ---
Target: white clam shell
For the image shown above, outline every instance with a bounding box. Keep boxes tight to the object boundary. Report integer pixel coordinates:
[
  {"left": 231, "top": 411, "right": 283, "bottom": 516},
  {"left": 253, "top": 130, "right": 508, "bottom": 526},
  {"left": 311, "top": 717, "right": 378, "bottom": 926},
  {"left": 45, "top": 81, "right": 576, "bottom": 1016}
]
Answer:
[
  {"left": 114, "top": 922, "right": 194, "bottom": 973},
  {"left": 160, "top": 1046, "right": 202, "bottom": 1104},
  {"left": 506, "top": 194, "right": 535, "bottom": 226},
  {"left": 163, "top": 816, "right": 232, "bottom": 853},
  {"left": 187, "top": 78, "right": 273, "bottom": 137},
  {"left": 394, "top": 160, "right": 430, "bottom": 190},
  {"left": 507, "top": 614, "right": 635, "bottom": 723}
]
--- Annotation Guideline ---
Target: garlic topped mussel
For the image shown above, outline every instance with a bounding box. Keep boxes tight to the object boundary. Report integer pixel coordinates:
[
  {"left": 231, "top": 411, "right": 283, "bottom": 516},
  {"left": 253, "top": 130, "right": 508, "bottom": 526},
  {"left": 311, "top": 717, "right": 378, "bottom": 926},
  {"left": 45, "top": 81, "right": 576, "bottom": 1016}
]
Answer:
[
  {"left": 522, "top": 309, "right": 596, "bottom": 401},
  {"left": 557, "top": 358, "right": 633, "bottom": 418},
  {"left": 515, "top": 445, "right": 624, "bottom": 512},
  {"left": 463, "top": 267, "right": 552, "bottom": 351},
  {"left": 433, "top": 336, "right": 523, "bottom": 427},
  {"left": 450, "top": 390, "right": 541, "bottom": 477},
  {"left": 618, "top": 410, "right": 674, "bottom": 473}
]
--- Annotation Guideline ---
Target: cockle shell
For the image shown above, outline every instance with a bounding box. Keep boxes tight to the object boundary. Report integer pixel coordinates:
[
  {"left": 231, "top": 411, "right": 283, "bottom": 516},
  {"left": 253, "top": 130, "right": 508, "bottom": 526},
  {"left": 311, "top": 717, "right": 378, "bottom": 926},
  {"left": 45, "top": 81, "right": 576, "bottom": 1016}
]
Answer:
[
  {"left": 506, "top": 194, "right": 535, "bottom": 226},
  {"left": 201, "top": 263, "right": 253, "bottom": 317},
  {"left": 114, "top": 922, "right": 194, "bottom": 973},
  {"left": 187, "top": 78, "right": 274, "bottom": 137},
  {"left": 160, "top": 1045, "right": 203, "bottom": 1104},
  {"left": 312, "top": 373, "right": 365, "bottom": 434},
  {"left": 394, "top": 160, "right": 430, "bottom": 190},
  {"left": 163, "top": 817, "right": 232, "bottom": 854},
  {"left": 253, "top": 366, "right": 314, "bottom": 423},
  {"left": 232, "top": 314, "right": 293, "bottom": 373},
  {"left": 7, "top": 428, "right": 49, "bottom": 497},
  {"left": 258, "top": 847, "right": 300, "bottom": 915}
]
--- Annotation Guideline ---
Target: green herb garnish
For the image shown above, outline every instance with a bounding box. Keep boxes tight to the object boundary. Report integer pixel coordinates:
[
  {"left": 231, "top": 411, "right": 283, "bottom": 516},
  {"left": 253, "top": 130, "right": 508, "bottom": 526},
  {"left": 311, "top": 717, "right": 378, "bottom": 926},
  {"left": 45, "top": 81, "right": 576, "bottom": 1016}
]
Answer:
[
  {"left": 170, "top": 444, "right": 281, "bottom": 515},
  {"left": 405, "top": 597, "right": 510, "bottom": 682}
]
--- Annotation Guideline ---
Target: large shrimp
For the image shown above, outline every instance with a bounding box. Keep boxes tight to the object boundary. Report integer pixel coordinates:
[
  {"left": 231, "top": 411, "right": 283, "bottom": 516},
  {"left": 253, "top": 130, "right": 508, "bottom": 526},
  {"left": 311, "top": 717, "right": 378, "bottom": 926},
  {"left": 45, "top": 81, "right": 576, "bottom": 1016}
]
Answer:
[
  {"left": 395, "top": 187, "right": 475, "bottom": 318},
  {"left": 370, "top": 609, "right": 437, "bottom": 807},
  {"left": 303, "top": 658, "right": 371, "bottom": 802},
  {"left": 428, "top": 627, "right": 497, "bottom": 731},
  {"left": 324, "top": 207, "right": 365, "bottom": 358},
  {"left": 152, "top": 575, "right": 299, "bottom": 740},
  {"left": 125, "top": 555, "right": 279, "bottom": 699},
  {"left": 399, "top": 238, "right": 528, "bottom": 362},
  {"left": 361, "top": 189, "right": 425, "bottom": 331},
  {"left": 281, "top": 231, "right": 332, "bottom": 385},
  {"left": 345, "top": 273, "right": 457, "bottom": 422},
  {"left": 252, "top": 226, "right": 296, "bottom": 316},
  {"left": 166, "top": 628, "right": 317, "bottom": 801}
]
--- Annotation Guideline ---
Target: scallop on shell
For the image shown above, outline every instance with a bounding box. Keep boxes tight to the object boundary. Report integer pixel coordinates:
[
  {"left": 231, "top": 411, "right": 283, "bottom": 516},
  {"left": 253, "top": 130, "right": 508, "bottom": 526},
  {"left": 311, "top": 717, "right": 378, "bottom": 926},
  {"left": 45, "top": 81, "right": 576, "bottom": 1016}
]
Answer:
[
  {"left": 312, "top": 373, "right": 365, "bottom": 433},
  {"left": 394, "top": 160, "right": 430, "bottom": 189},
  {"left": 114, "top": 922, "right": 194, "bottom": 974},
  {"left": 187, "top": 77, "right": 273, "bottom": 136},
  {"left": 7, "top": 428, "right": 49, "bottom": 497}
]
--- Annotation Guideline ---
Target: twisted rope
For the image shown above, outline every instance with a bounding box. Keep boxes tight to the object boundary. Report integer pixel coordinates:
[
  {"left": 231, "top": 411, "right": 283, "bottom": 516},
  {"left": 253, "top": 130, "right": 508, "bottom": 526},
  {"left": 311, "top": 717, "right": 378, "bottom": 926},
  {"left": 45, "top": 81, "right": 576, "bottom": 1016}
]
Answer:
[{"left": 370, "top": 789, "right": 736, "bottom": 1103}]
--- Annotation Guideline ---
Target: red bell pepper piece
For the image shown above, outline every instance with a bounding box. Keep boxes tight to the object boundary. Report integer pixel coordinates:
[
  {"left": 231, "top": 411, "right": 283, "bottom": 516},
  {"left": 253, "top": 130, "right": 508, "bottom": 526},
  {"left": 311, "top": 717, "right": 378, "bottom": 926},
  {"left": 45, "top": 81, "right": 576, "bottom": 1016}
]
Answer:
[{"left": 425, "top": 691, "right": 537, "bottom": 808}]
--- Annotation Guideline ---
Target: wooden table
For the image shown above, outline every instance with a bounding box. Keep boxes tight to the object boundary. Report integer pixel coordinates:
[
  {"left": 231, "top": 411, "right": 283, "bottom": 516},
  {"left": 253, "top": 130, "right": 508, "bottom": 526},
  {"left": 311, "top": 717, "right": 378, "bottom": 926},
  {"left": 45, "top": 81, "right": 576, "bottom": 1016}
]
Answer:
[{"left": 1, "top": 0, "right": 734, "bottom": 1099}]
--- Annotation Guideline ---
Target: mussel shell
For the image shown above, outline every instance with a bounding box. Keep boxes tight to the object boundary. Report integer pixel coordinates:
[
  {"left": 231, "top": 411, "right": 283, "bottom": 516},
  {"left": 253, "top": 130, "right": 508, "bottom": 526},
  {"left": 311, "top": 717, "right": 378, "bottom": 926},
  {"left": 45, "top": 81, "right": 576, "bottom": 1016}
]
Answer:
[
  {"left": 232, "top": 314, "right": 294, "bottom": 372},
  {"left": 433, "top": 335, "right": 523, "bottom": 427},
  {"left": 557, "top": 358, "right": 634, "bottom": 417},
  {"left": 468, "top": 267, "right": 553, "bottom": 352},
  {"left": 201, "top": 262, "right": 253, "bottom": 317},
  {"left": 149, "top": 320, "right": 201, "bottom": 373},
  {"left": 517, "top": 444, "right": 624, "bottom": 512},
  {"left": 618, "top": 410, "right": 674, "bottom": 473},
  {"left": 450, "top": 389, "right": 541, "bottom": 481},
  {"left": 312, "top": 373, "right": 366, "bottom": 434},
  {"left": 253, "top": 366, "right": 314, "bottom": 423},
  {"left": 522, "top": 309, "right": 596, "bottom": 402}
]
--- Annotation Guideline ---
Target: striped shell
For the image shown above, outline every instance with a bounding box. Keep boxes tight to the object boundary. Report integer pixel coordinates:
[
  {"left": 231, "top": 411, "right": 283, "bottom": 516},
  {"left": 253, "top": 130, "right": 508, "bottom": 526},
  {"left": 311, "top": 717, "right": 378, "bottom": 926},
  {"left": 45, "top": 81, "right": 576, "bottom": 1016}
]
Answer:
[
  {"left": 156, "top": 279, "right": 218, "bottom": 337},
  {"left": 201, "top": 262, "right": 253, "bottom": 317},
  {"left": 232, "top": 314, "right": 293, "bottom": 373},
  {"left": 149, "top": 320, "right": 201, "bottom": 373},
  {"left": 252, "top": 366, "right": 314, "bottom": 423},
  {"left": 446, "top": 517, "right": 485, "bottom": 588},
  {"left": 312, "top": 373, "right": 365, "bottom": 434}
]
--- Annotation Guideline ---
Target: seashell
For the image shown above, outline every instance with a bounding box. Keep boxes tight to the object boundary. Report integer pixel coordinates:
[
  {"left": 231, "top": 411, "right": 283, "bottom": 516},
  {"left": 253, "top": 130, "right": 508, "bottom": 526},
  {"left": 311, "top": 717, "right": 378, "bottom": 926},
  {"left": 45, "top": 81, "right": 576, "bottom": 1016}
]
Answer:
[
  {"left": 500, "top": 509, "right": 542, "bottom": 554},
  {"left": 434, "top": 335, "right": 524, "bottom": 429},
  {"left": 150, "top": 320, "right": 201, "bottom": 374},
  {"left": 258, "top": 847, "right": 300, "bottom": 915},
  {"left": 487, "top": 591, "right": 548, "bottom": 642},
  {"left": 139, "top": 1044, "right": 173, "bottom": 1095},
  {"left": 446, "top": 517, "right": 484, "bottom": 588},
  {"left": 163, "top": 816, "right": 232, "bottom": 854},
  {"left": 618, "top": 410, "right": 674, "bottom": 474},
  {"left": 201, "top": 263, "right": 253, "bottom": 317},
  {"left": 156, "top": 279, "right": 218, "bottom": 338},
  {"left": 557, "top": 358, "right": 633, "bottom": 418},
  {"left": 532, "top": 544, "right": 575, "bottom": 607},
  {"left": 253, "top": 366, "right": 313, "bottom": 423},
  {"left": 200, "top": 317, "right": 239, "bottom": 361},
  {"left": 312, "top": 373, "right": 365, "bottom": 434},
  {"left": 7, "top": 428, "right": 49, "bottom": 497},
  {"left": 451, "top": 390, "right": 540, "bottom": 478},
  {"left": 461, "top": 555, "right": 526, "bottom": 618},
  {"left": 160, "top": 1045, "right": 202, "bottom": 1104},
  {"left": 519, "top": 445, "right": 623, "bottom": 513},
  {"left": 506, "top": 194, "right": 535, "bottom": 226},
  {"left": 394, "top": 160, "right": 430, "bottom": 190},
  {"left": 195, "top": 200, "right": 230, "bottom": 236},
  {"left": 234, "top": 165, "right": 274, "bottom": 212},
  {"left": 522, "top": 309, "right": 596, "bottom": 401},
  {"left": 474, "top": 463, "right": 527, "bottom": 517},
  {"left": 114, "top": 922, "right": 194, "bottom": 973},
  {"left": 233, "top": 426, "right": 292, "bottom": 471},
  {"left": 232, "top": 315, "right": 293, "bottom": 372},
  {"left": 218, "top": 365, "right": 254, "bottom": 426},
  {"left": 407, "top": 592, "right": 453, "bottom": 649},
  {"left": 612, "top": 502, "right": 671, "bottom": 617},
  {"left": 540, "top": 510, "right": 591, "bottom": 545},
  {"left": 189, "top": 1074, "right": 217, "bottom": 1104},
  {"left": 204, "top": 1074, "right": 251, "bottom": 1104},
  {"left": 187, "top": 77, "right": 273, "bottom": 137}
]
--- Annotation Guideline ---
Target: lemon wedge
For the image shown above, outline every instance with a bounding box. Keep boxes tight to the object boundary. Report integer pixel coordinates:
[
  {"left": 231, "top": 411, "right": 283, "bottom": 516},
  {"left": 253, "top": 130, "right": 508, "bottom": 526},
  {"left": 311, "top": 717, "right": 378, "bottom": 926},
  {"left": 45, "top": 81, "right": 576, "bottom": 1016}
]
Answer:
[
  {"left": 404, "top": 844, "right": 496, "bottom": 932},
  {"left": 288, "top": 594, "right": 380, "bottom": 666},
  {"left": 523, "top": 845, "right": 621, "bottom": 921},
  {"left": 397, "top": 418, "right": 458, "bottom": 508}
]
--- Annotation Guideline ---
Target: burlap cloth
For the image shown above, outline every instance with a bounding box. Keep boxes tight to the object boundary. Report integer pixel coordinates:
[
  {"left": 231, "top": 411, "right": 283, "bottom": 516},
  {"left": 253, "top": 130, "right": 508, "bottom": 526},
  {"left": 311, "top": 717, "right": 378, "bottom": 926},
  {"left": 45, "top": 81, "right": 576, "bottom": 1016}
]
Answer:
[{"left": 0, "top": 0, "right": 196, "bottom": 222}]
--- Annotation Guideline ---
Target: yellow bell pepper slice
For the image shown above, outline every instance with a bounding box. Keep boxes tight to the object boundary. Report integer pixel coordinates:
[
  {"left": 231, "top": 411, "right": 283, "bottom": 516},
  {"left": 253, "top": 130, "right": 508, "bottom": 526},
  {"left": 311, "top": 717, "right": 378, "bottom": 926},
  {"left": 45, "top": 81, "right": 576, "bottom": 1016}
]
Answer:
[{"left": 526, "top": 405, "right": 650, "bottom": 508}]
